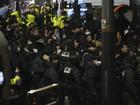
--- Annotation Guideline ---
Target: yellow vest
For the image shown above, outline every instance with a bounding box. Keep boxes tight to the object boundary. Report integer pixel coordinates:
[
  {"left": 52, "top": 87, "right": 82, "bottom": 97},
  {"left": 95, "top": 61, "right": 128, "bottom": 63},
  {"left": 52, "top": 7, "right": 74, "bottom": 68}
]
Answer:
[
  {"left": 26, "top": 14, "right": 35, "bottom": 27},
  {"left": 52, "top": 15, "right": 66, "bottom": 28},
  {"left": 58, "top": 16, "right": 65, "bottom": 29},
  {"left": 10, "top": 75, "right": 21, "bottom": 85},
  {"left": 52, "top": 16, "right": 59, "bottom": 27},
  {"left": 11, "top": 11, "right": 22, "bottom": 24}
]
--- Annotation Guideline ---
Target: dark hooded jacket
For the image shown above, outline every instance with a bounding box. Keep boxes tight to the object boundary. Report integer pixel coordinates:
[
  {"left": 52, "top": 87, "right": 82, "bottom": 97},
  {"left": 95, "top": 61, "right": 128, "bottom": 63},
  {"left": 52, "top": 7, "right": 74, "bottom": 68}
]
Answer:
[{"left": 32, "top": 55, "right": 59, "bottom": 88}]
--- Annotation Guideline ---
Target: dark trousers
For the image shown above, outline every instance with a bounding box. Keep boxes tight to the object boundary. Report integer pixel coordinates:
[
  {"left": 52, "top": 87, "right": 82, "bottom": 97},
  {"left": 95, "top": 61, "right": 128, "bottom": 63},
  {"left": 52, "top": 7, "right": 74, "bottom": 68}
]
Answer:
[{"left": 58, "top": 86, "right": 82, "bottom": 105}]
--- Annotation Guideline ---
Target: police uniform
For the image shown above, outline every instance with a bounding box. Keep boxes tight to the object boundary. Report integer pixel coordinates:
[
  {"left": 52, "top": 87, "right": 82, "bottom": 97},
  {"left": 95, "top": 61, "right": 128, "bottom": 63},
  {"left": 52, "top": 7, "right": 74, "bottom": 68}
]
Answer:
[
  {"left": 11, "top": 11, "right": 22, "bottom": 24},
  {"left": 25, "top": 13, "right": 35, "bottom": 27},
  {"left": 82, "top": 58, "right": 100, "bottom": 105},
  {"left": 59, "top": 53, "right": 82, "bottom": 105},
  {"left": 32, "top": 50, "right": 60, "bottom": 105},
  {"left": 10, "top": 67, "right": 22, "bottom": 95}
]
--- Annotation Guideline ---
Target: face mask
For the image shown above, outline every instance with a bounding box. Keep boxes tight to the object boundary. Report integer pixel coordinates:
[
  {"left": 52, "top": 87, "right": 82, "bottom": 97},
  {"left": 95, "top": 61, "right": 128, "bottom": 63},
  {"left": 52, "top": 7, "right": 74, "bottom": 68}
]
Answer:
[
  {"left": 85, "top": 31, "right": 91, "bottom": 35},
  {"left": 17, "top": 46, "right": 20, "bottom": 52},
  {"left": 53, "top": 36, "right": 57, "bottom": 40},
  {"left": 27, "top": 40, "right": 32, "bottom": 45},
  {"left": 33, "top": 48, "right": 38, "bottom": 54}
]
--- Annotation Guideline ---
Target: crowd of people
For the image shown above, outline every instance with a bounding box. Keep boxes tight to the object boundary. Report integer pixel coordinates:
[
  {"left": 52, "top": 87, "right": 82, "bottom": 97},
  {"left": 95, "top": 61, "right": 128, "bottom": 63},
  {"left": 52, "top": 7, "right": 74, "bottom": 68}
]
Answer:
[{"left": 0, "top": 2, "right": 140, "bottom": 105}]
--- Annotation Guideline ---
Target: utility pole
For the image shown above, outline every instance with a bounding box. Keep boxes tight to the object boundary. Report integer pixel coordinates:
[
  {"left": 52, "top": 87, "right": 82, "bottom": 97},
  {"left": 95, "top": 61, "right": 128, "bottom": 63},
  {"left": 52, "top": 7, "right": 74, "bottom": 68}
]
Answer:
[{"left": 101, "top": 0, "right": 115, "bottom": 105}]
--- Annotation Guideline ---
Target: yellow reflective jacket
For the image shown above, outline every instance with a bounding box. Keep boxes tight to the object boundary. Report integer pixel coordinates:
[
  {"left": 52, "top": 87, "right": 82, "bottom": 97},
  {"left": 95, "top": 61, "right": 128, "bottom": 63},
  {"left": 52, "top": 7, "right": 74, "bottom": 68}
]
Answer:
[
  {"left": 10, "top": 75, "right": 21, "bottom": 85},
  {"left": 26, "top": 14, "right": 35, "bottom": 27},
  {"left": 11, "top": 11, "right": 22, "bottom": 24},
  {"left": 52, "top": 16, "right": 59, "bottom": 27},
  {"left": 58, "top": 16, "right": 65, "bottom": 29},
  {"left": 52, "top": 15, "right": 66, "bottom": 28}
]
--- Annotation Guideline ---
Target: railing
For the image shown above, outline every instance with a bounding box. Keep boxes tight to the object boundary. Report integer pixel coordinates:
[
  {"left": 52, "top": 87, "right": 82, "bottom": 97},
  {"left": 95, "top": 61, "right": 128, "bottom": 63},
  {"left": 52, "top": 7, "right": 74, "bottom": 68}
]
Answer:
[
  {"left": 25, "top": 83, "right": 59, "bottom": 105},
  {"left": 0, "top": 83, "right": 59, "bottom": 105}
]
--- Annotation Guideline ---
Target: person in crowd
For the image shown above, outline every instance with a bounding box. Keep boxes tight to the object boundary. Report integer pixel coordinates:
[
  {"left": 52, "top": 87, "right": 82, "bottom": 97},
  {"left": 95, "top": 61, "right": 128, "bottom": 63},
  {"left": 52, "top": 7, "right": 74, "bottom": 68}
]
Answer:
[
  {"left": 82, "top": 55, "right": 101, "bottom": 105},
  {"left": 59, "top": 51, "right": 82, "bottom": 105},
  {"left": 115, "top": 43, "right": 138, "bottom": 105},
  {"left": 31, "top": 47, "right": 60, "bottom": 105}
]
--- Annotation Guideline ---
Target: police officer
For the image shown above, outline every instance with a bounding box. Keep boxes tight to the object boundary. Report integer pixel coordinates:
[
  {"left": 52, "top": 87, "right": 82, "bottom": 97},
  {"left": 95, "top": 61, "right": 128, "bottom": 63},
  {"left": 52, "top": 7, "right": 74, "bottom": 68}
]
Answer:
[
  {"left": 81, "top": 42, "right": 97, "bottom": 67},
  {"left": 123, "top": 54, "right": 138, "bottom": 105},
  {"left": 116, "top": 43, "right": 138, "bottom": 105},
  {"left": 10, "top": 67, "right": 22, "bottom": 95},
  {"left": 81, "top": 42, "right": 101, "bottom": 105},
  {"left": 82, "top": 56, "right": 101, "bottom": 105},
  {"left": 59, "top": 51, "right": 82, "bottom": 105},
  {"left": 31, "top": 47, "right": 59, "bottom": 105}
]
